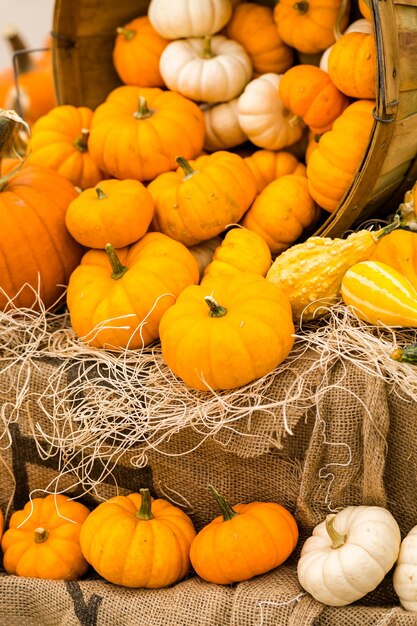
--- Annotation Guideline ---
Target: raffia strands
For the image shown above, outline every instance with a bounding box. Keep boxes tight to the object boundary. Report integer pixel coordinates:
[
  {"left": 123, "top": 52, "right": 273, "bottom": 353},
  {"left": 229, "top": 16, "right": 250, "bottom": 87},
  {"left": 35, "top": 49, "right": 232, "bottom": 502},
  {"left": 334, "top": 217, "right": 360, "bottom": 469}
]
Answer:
[{"left": 1, "top": 282, "right": 417, "bottom": 498}]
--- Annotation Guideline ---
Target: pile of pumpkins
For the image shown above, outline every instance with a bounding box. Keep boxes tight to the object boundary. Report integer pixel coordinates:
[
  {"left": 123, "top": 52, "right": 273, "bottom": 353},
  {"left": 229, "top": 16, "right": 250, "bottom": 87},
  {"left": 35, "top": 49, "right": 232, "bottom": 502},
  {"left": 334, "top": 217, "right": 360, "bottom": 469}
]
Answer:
[
  {"left": 1, "top": 0, "right": 417, "bottom": 393},
  {"left": 2, "top": 489, "right": 417, "bottom": 612}
]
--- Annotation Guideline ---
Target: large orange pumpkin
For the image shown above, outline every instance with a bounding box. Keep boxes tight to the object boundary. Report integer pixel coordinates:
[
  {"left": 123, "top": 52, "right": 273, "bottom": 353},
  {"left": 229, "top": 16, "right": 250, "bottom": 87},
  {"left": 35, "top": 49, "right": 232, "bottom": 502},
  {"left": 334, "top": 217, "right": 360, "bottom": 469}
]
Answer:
[
  {"left": 88, "top": 86, "right": 205, "bottom": 182},
  {"left": 0, "top": 112, "right": 83, "bottom": 310}
]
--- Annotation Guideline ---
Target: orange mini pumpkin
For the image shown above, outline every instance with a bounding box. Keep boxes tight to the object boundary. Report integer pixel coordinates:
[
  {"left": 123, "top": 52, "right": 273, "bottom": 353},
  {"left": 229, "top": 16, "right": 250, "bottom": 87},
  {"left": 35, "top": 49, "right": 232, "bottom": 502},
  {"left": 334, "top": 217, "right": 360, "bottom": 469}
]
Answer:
[
  {"left": 225, "top": 2, "right": 294, "bottom": 75},
  {"left": 65, "top": 178, "right": 154, "bottom": 249},
  {"left": 149, "top": 151, "right": 257, "bottom": 246},
  {"left": 1, "top": 494, "right": 90, "bottom": 580},
  {"left": 67, "top": 232, "right": 199, "bottom": 349},
  {"left": 328, "top": 31, "right": 377, "bottom": 99},
  {"left": 30, "top": 105, "right": 105, "bottom": 190},
  {"left": 278, "top": 65, "right": 350, "bottom": 135},
  {"left": 88, "top": 86, "right": 205, "bottom": 182},
  {"left": 112, "top": 16, "right": 169, "bottom": 87},
  {"left": 241, "top": 174, "right": 320, "bottom": 254},
  {"left": 190, "top": 486, "right": 299, "bottom": 584},
  {"left": 306, "top": 99, "right": 375, "bottom": 212},
  {"left": 273, "top": 0, "right": 350, "bottom": 54},
  {"left": 244, "top": 149, "right": 306, "bottom": 194}
]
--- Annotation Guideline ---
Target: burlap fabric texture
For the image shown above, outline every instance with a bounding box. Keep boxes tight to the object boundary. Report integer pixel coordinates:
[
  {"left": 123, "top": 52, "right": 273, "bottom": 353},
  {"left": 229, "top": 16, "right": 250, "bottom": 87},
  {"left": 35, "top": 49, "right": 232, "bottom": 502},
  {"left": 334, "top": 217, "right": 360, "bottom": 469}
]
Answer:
[{"left": 1, "top": 347, "right": 417, "bottom": 625}]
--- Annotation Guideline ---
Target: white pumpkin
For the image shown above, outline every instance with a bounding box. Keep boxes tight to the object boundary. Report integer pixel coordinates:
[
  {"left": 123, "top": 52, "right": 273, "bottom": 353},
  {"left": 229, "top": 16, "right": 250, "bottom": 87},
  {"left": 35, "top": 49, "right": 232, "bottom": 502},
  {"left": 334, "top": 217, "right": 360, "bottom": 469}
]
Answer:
[
  {"left": 159, "top": 35, "right": 253, "bottom": 104},
  {"left": 148, "top": 0, "right": 232, "bottom": 39},
  {"left": 237, "top": 73, "right": 304, "bottom": 151},
  {"left": 202, "top": 99, "right": 247, "bottom": 151},
  {"left": 320, "top": 19, "right": 373, "bottom": 72},
  {"left": 393, "top": 525, "right": 417, "bottom": 611},
  {"left": 297, "top": 506, "right": 401, "bottom": 607}
]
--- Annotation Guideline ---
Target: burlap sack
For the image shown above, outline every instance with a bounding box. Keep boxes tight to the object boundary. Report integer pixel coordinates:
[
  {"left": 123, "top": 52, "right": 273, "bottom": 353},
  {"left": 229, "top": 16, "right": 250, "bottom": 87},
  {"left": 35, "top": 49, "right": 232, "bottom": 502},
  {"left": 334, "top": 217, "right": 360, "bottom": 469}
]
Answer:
[{"left": 1, "top": 337, "right": 417, "bottom": 624}]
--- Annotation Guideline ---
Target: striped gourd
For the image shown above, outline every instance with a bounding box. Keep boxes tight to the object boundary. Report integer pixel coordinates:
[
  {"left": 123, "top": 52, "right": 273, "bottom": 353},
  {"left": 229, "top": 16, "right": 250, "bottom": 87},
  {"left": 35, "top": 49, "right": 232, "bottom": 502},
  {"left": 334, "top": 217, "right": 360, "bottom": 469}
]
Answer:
[{"left": 341, "top": 261, "right": 417, "bottom": 327}]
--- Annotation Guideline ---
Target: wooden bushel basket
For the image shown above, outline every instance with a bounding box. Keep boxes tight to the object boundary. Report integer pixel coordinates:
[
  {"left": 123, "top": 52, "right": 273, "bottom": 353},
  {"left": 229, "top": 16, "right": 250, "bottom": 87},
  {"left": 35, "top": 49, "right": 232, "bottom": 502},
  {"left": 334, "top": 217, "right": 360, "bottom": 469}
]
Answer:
[{"left": 51, "top": 0, "right": 417, "bottom": 237}]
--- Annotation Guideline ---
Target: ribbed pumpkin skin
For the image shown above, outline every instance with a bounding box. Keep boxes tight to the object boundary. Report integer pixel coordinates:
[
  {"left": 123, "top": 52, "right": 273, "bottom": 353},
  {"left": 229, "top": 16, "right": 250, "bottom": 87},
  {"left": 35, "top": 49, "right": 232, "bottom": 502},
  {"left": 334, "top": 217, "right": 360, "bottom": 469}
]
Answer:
[
  {"left": 112, "top": 16, "right": 169, "bottom": 87},
  {"left": 244, "top": 150, "right": 306, "bottom": 194},
  {"left": 273, "top": 0, "right": 350, "bottom": 54},
  {"left": 266, "top": 229, "right": 379, "bottom": 321},
  {"left": 79, "top": 492, "right": 196, "bottom": 588},
  {"left": 88, "top": 86, "right": 205, "bottom": 182},
  {"left": 1, "top": 495, "right": 90, "bottom": 580},
  {"left": 67, "top": 232, "right": 199, "bottom": 349},
  {"left": 159, "top": 273, "right": 295, "bottom": 391},
  {"left": 306, "top": 99, "right": 375, "bottom": 212},
  {"left": 341, "top": 261, "right": 417, "bottom": 327},
  {"left": 369, "top": 230, "right": 417, "bottom": 292},
  {"left": 278, "top": 65, "right": 349, "bottom": 135},
  {"left": 65, "top": 178, "right": 154, "bottom": 249},
  {"left": 148, "top": 0, "right": 232, "bottom": 38},
  {"left": 202, "top": 227, "right": 272, "bottom": 282},
  {"left": 0, "top": 161, "right": 83, "bottom": 310},
  {"left": 328, "top": 32, "right": 376, "bottom": 99},
  {"left": 190, "top": 500, "right": 299, "bottom": 584},
  {"left": 393, "top": 526, "right": 417, "bottom": 612},
  {"left": 29, "top": 105, "right": 105, "bottom": 190},
  {"left": 241, "top": 174, "right": 318, "bottom": 254},
  {"left": 226, "top": 2, "right": 294, "bottom": 75},
  {"left": 149, "top": 151, "right": 257, "bottom": 246}
]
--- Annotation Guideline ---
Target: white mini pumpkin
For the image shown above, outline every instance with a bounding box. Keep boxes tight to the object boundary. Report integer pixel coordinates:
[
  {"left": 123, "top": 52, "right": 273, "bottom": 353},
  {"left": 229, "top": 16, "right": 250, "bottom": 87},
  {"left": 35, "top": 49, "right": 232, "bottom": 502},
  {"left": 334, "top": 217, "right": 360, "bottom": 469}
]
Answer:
[
  {"left": 148, "top": 0, "right": 233, "bottom": 39},
  {"left": 159, "top": 35, "right": 253, "bottom": 104},
  {"left": 320, "top": 19, "right": 373, "bottom": 72},
  {"left": 237, "top": 73, "right": 304, "bottom": 151},
  {"left": 202, "top": 99, "right": 247, "bottom": 151},
  {"left": 297, "top": 506, "right": 401, "bottom": 606},
  {"left": 393, "top": 525, "right": 417, "bottom": 611}
]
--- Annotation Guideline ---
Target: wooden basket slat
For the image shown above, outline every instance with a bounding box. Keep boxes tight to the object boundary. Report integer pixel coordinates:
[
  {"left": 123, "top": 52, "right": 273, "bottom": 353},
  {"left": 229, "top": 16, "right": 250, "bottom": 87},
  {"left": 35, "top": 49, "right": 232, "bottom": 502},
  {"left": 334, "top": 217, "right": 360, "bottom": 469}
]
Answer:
[
  {"left": 379, "top": 112, "right": 417, "bottom": 174},
  {"left": 397, "top": 91, "right": 417, "bottom": 119}
]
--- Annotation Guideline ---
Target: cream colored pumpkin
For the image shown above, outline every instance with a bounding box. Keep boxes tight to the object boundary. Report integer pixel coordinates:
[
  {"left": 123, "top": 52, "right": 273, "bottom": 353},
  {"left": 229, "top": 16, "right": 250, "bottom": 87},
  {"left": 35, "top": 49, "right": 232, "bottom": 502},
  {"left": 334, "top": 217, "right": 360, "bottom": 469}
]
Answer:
[
  {"left": 393, "top": 525, "right": 417, "bottom": 612},
  {"left": 237, "top": 73, "right": 304, "bottom": 150},
  {"left": 298, "top": 506, "right": 401, "bottom": 607},
  {"left": 159, "top": 35, "right": 253, "bottom": 104},
  {"left": 202, "top": 99, "right": 247, "bottom": 152},
  {"left": 320, "top": 19, "right": 373, "bottom": 72},
  {"left": 148, "top": 0, "right": 232, "bottom": 39}
]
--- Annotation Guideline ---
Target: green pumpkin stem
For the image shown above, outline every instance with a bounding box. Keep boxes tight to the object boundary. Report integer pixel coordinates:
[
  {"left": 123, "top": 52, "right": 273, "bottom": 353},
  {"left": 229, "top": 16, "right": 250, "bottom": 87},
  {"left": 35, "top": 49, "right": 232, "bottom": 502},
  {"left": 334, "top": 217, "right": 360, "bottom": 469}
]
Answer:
[
  {"left": 134, "top": 96, "right": 153, "bottom": 120},
  {"left": 204, "top": 295, "right": 227, "bottom": 318},
  {"left": 96, "top": 187, "right": 107, "bottom": 200},
  {"left": 201, "top": 35, "right": 214, "bottom": 59},
  {"left": 34, "top": 527, "right": 49, "bottom": 543},
  {"left": 373, "top": 214, "right": 402, "bottom": 240},
  {"left": 135, "top": 488, "right": 153, "bottom": 520},
  {"left": 74, "top": 128, "right": 89, "bottom": 153},
  {"left": 105, "top": 244, "right": 129, "bottom": 280},
  {"left": 116, "top": 26, "right": 136, "bottom": 41},
  {"left": 391, "top": 344, "right": 417, "bottom": 364},
  {"left": 293, "top": 1, "right": 309, "bottom": 14},
  {"left": 325, "top": 514, "right": 347, "bottom": 549},
  {"left": 176, "top": 156, "right": 198, "bottom": 181},
  {"left": 209, "top": 485, "right": 238, "bottom": 522}
]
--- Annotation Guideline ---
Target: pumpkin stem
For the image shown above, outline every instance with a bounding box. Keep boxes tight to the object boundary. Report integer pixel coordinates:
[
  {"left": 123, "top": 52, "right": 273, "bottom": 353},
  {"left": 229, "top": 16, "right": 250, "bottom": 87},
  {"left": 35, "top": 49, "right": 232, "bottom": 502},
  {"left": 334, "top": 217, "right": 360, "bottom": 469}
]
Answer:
[
  {"left": 325, "top": 514, "right": 347, "bottom": 549},
  {"left": 391, "top": 344, "right": 417, "bottom": 364},
  {"left": 201, "top": 35, "right": 214, "bottom": 59},
  {"left": 96, "top": 187, "right": 107, "bottom": 200},
  {"left": 135, "top": 488, "right": 153, "bottom": 520},
  {"left": 116, "top": 26, "right": 136, "bottom": 41},
  {"left": 74, "top": 128, "right": 90, "bottom": 153},
  {"left": 34, "top": 527, "right": 49, "bottom": 543},
  {"left": 209, "top": 485, "right": 238, "bottom": 522},
  {"left": 134, "top": 96, "right": 154, "bottom": 120},
  {"left": 176, "top": 156, "right": 198, "bottom": 181},
  {"left": 105, "top": 244, "right": 129, "bottom": 280},
  {"left": 289, "top": 114, "right": 302, "bottom": 128},
  {"left": 373, "top": 214, "right": 401, "bottom": 240},
  {"left": 4, "top": 25, "right": 35, "bottom": 73},
  {"left": 204, "top": 295, "right": 227, "bottom": 318},
  {"left": 293, "top": 1, "right": 309, "bottom": 14}
]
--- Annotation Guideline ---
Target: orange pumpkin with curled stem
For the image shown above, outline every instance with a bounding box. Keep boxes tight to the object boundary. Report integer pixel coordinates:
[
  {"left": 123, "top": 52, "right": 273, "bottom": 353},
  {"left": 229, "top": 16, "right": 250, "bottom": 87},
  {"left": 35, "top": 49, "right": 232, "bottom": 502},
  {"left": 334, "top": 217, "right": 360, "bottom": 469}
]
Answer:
[
  {"left": 29, "top": 105, "right": 105, "bottom": 190},
  {"left": 65, "top": 178, "right": 154, "bottom": 249},
  {"left": 278, "top": 65, "right": 350, "bottom": 135},
  {"left": 244, "top": 149, "right": 306, "bottom": 194},
  {"left": 190, "top": 485, "right": 298, "bottom": 584},
  {"left": 1, "top": 494, "right": 90, "bottom": 580},
  {"left": 67, "top": 232, "right": 199, "bottom": 349}
]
